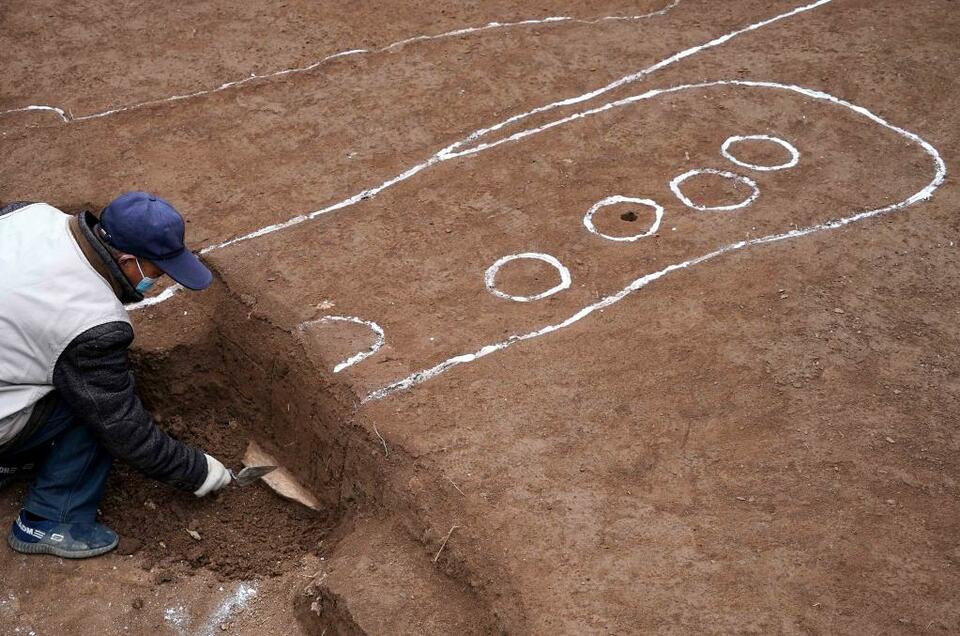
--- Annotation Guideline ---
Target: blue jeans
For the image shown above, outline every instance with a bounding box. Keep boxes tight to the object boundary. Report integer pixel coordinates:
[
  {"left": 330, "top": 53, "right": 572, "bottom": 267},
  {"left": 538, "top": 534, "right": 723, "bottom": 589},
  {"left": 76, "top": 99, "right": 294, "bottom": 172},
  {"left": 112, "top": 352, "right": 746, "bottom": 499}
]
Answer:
[{"left": 0, "top": 399, "right": 113, "bottom": 523}]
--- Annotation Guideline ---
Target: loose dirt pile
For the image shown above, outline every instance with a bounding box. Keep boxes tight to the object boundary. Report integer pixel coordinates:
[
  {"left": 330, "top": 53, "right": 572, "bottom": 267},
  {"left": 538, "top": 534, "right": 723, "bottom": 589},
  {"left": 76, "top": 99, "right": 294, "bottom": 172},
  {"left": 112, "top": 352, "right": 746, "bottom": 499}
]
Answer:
[{"left": 101, "top": 413, "right": 332, "bottom": 580}]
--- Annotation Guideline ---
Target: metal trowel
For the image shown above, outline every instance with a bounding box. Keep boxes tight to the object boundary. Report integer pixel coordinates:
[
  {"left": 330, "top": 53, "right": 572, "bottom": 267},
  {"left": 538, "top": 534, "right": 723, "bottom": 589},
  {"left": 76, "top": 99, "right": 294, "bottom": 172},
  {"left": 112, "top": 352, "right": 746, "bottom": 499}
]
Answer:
[{"left": 230, "top": 465, "right": 277, "bottom": 487}]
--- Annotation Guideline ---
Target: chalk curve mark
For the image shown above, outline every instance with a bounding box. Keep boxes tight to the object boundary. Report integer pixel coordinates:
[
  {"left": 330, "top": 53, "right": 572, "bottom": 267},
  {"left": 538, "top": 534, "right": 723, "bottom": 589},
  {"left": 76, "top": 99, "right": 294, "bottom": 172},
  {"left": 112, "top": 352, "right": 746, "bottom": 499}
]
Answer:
[
  {"left": 583, "top": 196, "right": 665, "bottom": 241},
  {"left": 670, "top": 168, "right": 760, "bottom": 212},
  {"left": 721, "top": 134, "right": 800, "bottom": 172},
  {"left": 0, "top": 1, "right": 682, "bottom": 125},
  {"left": 485, "top": 253, "right": 572, "bottom": 302},
  {"left": 300, "top": 315, "right": 386, "bottom": 373}
]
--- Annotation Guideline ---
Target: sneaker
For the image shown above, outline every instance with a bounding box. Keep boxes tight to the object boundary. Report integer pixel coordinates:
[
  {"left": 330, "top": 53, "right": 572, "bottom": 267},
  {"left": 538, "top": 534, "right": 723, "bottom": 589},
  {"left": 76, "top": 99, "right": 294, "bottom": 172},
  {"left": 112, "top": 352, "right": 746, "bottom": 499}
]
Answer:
[
  {"left": 7, "top": 511, "right": 119, "bottom": 559},
  {"left": 0, "top": 463, "right": 35, "bottom": 490}
]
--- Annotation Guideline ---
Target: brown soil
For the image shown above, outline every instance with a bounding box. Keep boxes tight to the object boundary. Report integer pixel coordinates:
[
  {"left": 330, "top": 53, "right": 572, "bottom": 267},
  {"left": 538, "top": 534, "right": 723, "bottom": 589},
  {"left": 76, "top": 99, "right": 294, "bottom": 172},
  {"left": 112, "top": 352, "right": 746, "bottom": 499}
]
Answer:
[
  {"left": 2, "top": 0, "right": 960, "bottom": 634},
  {"left": 101, "top": 413, "right": 332, "bottom": 580}
]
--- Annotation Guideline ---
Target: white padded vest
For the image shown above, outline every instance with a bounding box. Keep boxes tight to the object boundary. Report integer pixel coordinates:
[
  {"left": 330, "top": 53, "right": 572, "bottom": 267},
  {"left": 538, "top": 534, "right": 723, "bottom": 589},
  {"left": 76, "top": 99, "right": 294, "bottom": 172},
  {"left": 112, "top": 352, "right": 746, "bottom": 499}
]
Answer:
[{"left": 0, "top": 204, "right": 129, "bottom": 445}]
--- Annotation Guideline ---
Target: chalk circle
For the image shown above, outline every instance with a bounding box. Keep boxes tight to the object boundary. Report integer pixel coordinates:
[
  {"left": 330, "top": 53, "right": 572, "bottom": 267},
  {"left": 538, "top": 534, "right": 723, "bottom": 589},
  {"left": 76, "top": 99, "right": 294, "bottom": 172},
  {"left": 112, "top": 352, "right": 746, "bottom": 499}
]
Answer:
[
  {"left": 669, "top": 168, "right": 759, "bottom": 212},
  {"left": 721, "top": 135, "right": 800, "bottom": 172},
  {"left": 299, "top": 315, "right": 386, "bottom": 373},
  {"left": 485, "top": 252, "right": 571, "bottom": 302},
  {"left": 583, "top": 195, "right": 664, "bottom": 242}
]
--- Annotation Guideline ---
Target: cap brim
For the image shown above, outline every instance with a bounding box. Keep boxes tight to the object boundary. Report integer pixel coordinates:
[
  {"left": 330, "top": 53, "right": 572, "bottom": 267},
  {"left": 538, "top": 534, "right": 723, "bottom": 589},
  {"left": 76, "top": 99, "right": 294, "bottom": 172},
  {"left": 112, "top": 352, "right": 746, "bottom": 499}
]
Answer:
[{"left": 153, "top": 250, "right": 213, "bottom": 291}]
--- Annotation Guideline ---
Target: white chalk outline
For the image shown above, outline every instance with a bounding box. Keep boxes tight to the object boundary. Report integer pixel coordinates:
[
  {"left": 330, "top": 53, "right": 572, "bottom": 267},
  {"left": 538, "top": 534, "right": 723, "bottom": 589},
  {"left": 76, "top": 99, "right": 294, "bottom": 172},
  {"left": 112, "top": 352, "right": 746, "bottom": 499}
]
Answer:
[
  {"left": 126, "top": 0, "right": 839, "bottom": 313},
  {"left": 583, "top": 196, "right": 664, "bottom": 241},
  {"left": 195, "top": 0, "right": 837, "bottom": 254},
  {"left": 362, "top": 80, "right": 946, "bottom": 402},
  {"left": 0, "top": 1, "right": 681, "bottom": 124},
  {"left": 300, "top": 315, "right": 386, "bottom": 373},
  {"left": 721, "top": 134, "right": 800, "bottom": 171},
  {"left": 69, "top": 1, "right": 933, "bottom": 406},
  {"left": 427, "top": 0, "right": 835, "bottom": 161},
  {"left": 670, "top": 168, "right": 760, "bottom": 212},
  {"left": 112, "top": 0, "right": 837, "bottom": 274},
  {"left": 485, "top": 253, "right": 572, "bottom": 302}
]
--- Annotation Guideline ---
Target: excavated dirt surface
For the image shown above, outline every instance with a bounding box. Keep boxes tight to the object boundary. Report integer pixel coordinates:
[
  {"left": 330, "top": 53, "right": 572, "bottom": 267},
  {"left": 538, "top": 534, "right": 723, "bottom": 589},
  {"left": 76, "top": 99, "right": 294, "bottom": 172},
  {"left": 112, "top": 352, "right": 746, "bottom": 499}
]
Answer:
[
  {"left": 101, "top": 413, "right": 332, "bottom": 580},
  {"left": 2, "top": 0, "right": 960, "bottom": 634}
]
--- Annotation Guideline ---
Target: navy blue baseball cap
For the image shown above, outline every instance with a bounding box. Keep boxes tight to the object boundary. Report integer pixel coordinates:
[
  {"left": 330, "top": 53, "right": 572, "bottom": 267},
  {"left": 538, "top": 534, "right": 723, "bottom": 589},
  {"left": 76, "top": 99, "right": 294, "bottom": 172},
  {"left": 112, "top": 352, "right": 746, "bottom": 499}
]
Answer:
[{"left": 100, "top": 192, "right": 212, "bottom": 290}]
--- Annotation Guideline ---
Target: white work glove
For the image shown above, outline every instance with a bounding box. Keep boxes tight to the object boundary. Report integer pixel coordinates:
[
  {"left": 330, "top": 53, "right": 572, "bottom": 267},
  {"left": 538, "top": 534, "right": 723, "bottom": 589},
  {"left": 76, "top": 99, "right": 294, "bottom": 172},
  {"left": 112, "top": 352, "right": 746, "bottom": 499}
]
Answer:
[{"left": 194, "top": 454, "right": 232, "bottom": 497}]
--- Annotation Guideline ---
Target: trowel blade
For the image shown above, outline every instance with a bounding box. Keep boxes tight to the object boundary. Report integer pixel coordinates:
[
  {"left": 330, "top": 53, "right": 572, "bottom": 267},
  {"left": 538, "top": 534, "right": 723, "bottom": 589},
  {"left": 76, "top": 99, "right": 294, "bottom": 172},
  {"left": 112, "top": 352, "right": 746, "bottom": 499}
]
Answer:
[{"left": 232, "top": 465, "right": 277, "bottom": 487}]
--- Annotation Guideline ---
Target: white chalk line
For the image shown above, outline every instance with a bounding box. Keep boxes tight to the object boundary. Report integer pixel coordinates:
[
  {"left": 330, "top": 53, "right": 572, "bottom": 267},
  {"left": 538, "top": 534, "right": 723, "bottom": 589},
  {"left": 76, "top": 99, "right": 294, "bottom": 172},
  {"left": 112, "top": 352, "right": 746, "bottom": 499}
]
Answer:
[
  {"left": 112, "top": 2, "right": 857, "bottom": 396},
  {"left": 299, "top": 315, "right": 386, "bottom": 373},
  {"left": 485, "top": 252, "right": 572, "bottom": 302},
  {"left": 134, "top": 282, "right": 185, "bottom": 308},
  {"left": 0, "top": 1, "right": 680, "bottom": 124},
  {"left": 435, "top": 0, "right": 835, "bottom": 160},
  {"left": 191, "top": 0, "right": 836, "bottom": 258},
  {"left": 361, "top": 79, "right": 946, "bottom": 403},
  {"left": 0, "top": 104, "right": 69, "bottom": 122}
]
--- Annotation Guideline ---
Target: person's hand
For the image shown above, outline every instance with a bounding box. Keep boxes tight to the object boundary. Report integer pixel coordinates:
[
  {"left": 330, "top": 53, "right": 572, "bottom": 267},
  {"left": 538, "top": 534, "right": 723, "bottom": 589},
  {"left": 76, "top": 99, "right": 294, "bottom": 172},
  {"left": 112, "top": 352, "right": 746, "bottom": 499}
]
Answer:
[{"left": 194, "top": 454, "right": 232, "bottom": 497}]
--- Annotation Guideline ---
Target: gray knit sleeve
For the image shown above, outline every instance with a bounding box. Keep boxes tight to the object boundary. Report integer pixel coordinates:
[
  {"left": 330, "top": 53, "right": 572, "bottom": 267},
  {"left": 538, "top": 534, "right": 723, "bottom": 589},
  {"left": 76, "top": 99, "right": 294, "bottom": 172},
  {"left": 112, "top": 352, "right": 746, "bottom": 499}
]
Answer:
[
  {"left": 0, "top": 201, "right": 34, "bottom": 217},
  {"left": 52, "top": 322, "right": 208, "bottom": 491}
]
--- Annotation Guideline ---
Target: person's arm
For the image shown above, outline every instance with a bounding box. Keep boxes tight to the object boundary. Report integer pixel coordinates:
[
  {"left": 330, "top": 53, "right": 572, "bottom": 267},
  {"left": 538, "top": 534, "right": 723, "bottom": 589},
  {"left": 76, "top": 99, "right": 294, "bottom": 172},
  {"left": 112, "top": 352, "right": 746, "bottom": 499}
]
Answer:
[{"left": 52, "top": 321, "right": 210, "bottom": 491}]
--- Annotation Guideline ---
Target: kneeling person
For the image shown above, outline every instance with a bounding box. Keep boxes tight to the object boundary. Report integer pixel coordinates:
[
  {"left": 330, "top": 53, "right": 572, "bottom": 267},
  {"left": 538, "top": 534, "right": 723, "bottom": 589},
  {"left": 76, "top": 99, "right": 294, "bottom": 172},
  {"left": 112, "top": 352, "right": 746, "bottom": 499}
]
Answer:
[{"left": 0, "top": 192, "right": 232, "bottom": 558}]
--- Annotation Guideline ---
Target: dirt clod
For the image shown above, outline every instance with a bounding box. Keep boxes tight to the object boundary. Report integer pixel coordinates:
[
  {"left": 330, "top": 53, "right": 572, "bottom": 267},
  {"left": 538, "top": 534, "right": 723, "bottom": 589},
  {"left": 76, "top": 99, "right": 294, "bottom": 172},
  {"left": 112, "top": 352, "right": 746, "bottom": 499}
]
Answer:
[{"left": 117, "top": 537, "right": 143, "bottom": 556}]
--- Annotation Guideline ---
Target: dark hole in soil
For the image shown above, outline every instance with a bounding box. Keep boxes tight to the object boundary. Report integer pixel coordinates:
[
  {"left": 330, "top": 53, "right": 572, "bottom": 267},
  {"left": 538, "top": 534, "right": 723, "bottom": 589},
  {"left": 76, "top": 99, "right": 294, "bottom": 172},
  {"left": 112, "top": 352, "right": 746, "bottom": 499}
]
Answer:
[
  {"left": 620, "top": 211, "right": 639, "bottom": 222},
  {"left": 101, "top": 411, "right": 333, "bottom": 582}
]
